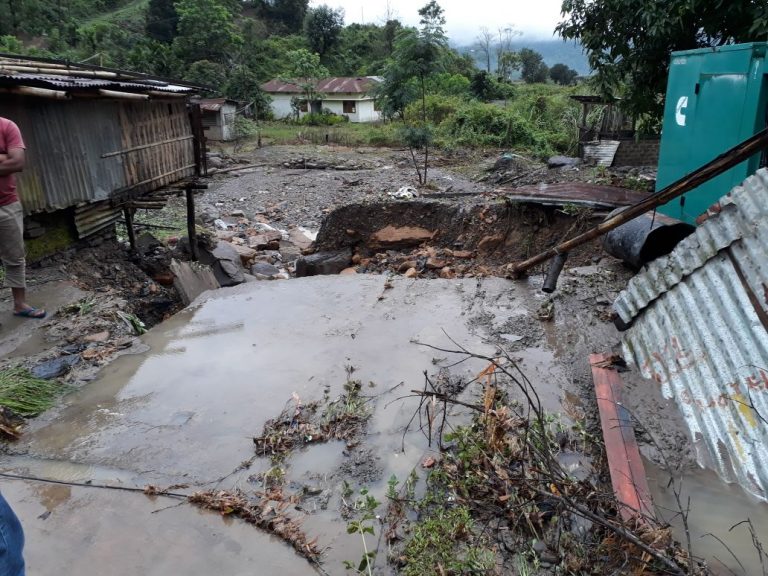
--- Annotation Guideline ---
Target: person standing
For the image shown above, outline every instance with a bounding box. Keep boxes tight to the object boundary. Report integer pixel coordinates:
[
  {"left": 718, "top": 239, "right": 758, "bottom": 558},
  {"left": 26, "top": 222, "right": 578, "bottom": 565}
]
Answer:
[
  {"left": 0, "top": 490, "right": 25, "bottom": 576},
  {"left": 0, "top": 116, "right": 45, "bottom": 319}
]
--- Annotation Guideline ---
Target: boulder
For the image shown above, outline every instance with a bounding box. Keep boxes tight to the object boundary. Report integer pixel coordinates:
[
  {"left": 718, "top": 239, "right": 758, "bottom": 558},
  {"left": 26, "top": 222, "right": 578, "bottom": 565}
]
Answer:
[
  {"left": 369, "top": 226, "right": 434, "bottom": 249},
  {"left": 295, "top": 248, "right": 352, "bottom": 277},
  {"left": 250, "top": 262, "right": 281, "bottom": 280}
]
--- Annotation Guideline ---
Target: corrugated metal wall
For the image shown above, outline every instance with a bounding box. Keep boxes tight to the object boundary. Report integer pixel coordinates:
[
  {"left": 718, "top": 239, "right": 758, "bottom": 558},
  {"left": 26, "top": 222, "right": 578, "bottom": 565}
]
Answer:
[
  {"left": 616, "top": 169, "right": 768, "bottom": 501},
  {"left": 0, "top": 96, "right": 194, "bottom": 219}
]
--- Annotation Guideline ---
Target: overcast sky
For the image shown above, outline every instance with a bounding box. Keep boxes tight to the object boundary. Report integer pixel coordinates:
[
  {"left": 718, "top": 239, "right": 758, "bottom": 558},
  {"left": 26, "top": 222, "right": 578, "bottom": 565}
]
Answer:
[{"left": 309, "top": 0, "right": 565, "bottom": 45}]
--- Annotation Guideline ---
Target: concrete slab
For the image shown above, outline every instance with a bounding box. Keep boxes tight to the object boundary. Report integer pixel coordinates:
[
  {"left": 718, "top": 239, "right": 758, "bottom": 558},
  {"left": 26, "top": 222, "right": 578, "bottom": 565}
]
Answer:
[{"left": 1, "top": 275, "right": 576, "bottom": 575}]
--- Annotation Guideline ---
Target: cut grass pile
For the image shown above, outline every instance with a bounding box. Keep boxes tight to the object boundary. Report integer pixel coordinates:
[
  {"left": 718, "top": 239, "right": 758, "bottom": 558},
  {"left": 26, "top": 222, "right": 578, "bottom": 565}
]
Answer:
[{"left": 0, "top": 367, "right": 64, "bottom": 417}]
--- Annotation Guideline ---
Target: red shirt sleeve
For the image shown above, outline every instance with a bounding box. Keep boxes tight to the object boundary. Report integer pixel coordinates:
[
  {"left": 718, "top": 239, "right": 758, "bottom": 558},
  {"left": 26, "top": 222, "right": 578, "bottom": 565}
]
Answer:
[{"left": 3, "top": 120, "right": 25, "bottom": 150}]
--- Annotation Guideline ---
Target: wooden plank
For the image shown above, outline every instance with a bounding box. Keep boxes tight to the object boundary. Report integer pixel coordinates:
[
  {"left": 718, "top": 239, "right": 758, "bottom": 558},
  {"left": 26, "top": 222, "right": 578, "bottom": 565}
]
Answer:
[
  {"left": 101, "top": 135, "right": 194, "bottom": 158},
  {"left": 590, "top": 353, "right": 654, "bottom": 522}
]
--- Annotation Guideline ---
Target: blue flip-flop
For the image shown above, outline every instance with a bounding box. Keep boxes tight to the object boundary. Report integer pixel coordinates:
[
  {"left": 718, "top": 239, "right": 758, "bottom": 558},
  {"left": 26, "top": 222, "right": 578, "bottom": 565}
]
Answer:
[{"left": 13, "top": 307, "right": 46, "bottom": 319}]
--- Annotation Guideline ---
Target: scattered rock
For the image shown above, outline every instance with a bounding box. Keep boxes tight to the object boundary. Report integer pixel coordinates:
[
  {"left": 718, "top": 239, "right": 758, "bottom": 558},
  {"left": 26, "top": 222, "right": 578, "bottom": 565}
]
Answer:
[
  {"left": 404, "top": 267, "right": 418, "bottom": 278},
  {"left": 31, "top": 355, "right": 80, "bottom": 380},
  {"left": 230, "top": 243, "right": 257, "bottom": 266},
  {"left": 84, "top": 331, "right": 110, "bottom": 343},
  {"left": 477, "top": 234, "right": 504, "bottom": 253},
  {"left": 389, "top": 186, "right": 418, "bottom": 200},
  {"left": 439, "top": 267, "right": 455, "bottom": 279},
  {"left": 295, "top": 249, "right": 352, "bottom": 277},
  {"left": 340, "top": 267, "right": 357, "bottom": 275},
  {"left": 250, "top": 262, "right": 280, "bottom": 280},
  {"left": 426, "top": 257, "right": 447, "bottom": 270},
  {"left": 369, "top": 226, "right": 434, "bottom": 249}
]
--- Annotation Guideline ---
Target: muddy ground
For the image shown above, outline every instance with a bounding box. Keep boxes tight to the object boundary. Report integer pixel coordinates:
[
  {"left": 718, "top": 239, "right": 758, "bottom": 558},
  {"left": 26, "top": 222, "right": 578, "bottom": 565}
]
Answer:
[{"left": 1, "top": 143, "right": 763, "bottom": 576}]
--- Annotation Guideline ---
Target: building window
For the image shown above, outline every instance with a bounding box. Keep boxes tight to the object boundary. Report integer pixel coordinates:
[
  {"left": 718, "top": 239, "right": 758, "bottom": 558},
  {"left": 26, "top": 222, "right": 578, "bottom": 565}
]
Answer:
[
  {"left": 373, "top": 99, "right": 382, "bottom": 112},
  {"left": 298, "top": 100, "right": 308, "bottom": 112},
  {"left": 343, "top": 100, "right": 357, "bottom": 114}
]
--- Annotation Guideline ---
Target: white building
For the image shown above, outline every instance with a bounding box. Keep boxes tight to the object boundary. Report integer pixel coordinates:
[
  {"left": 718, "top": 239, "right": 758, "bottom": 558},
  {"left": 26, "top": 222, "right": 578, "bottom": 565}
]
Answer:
[
  {"left": 261, "top": 77, "right": 382, "bottom": 123},
  {"left": 199, "top": 98, "right": 239, "bottom": 141}
]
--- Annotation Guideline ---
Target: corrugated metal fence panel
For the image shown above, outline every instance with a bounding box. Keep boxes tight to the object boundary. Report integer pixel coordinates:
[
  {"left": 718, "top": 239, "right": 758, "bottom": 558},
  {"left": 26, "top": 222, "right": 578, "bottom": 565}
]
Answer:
[
  {"left": 74, "top": 201, "right": 122, "bottom": 238},
  {"left": 2, "top": 96, "right": 126, "bottom": 214},
  {"left": 619, "top": 168, "right": 768, "bottom": 501}
]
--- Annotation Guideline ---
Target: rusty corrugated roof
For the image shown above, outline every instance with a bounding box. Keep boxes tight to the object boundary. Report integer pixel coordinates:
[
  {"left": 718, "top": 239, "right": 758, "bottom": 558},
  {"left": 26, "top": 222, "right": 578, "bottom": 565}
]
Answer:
[
  {"left": 261, "top": 76, "right": 380, "bottom": 94},
  {"left": 499, "top": 182, "right": 649, "bottom": 209},
  {"left": 0, "top": 56, "right": 197, "bottom": 94},
  {"left": 616, "top": 168, "right": 768, "bottom": 501}
]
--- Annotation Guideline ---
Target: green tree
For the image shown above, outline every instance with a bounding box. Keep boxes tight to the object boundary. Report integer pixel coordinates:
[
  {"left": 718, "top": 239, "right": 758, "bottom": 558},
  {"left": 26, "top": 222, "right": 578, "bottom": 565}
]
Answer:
[
  {"left": 282, "top": 48, "right": 329, "bottom": 115},
  {"left": 549, "top": 63, "right": 578, "bottom": 85},
  {"left": 146, "top": 0, "right": 179, "bottom": 43},
  {"left": 173, "top": 0, "right": 242, "bottom": 64},
  {"left": 255, "top": 0, "right": 308, "bottom": 34},
  {"left": 304, "top": 4, "right": 344, "bottom": 59},
  {"left": 469, "top": 70, "right": 494, "bottom": 101},
  {"left": 557, "top": 0, "right": 768, "bottom": 119},
  {"left": 519, "top": 48, "right": 548, "bottom": 83},
  {"left": 383, "top": 0, "right": 447, "bottom": 184},
  {"left": 184, "top": 59, "right": 228, "bottom": 90},
  {"left": 226, "top": 65, "right": 272, "bottom": 119}
]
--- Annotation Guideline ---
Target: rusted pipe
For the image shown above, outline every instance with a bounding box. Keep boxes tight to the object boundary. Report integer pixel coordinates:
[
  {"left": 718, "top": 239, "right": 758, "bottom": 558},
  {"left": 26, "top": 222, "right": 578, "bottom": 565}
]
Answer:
[
  {"left": 542, "top": 252, "right": 568, "bottom": 293},
  {"left": 508, "top": 127, "right": 768, "bottom": 277}
]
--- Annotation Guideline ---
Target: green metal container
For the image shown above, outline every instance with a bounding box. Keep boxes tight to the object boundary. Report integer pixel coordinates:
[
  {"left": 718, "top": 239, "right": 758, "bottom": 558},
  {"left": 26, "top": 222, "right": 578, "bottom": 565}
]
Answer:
[{"left": 657, "top": 43, "right": 768, "bottom": 224}]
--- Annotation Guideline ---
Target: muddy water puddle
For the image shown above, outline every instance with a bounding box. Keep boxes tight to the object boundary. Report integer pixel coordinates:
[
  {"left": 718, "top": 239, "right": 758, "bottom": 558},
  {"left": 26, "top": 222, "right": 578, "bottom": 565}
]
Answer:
[
  {"left": 3, "top": 275, "right": 599, "bottom": 575},
  {"left": 647, "top": 461, "right": 768, "bottom": 576}
]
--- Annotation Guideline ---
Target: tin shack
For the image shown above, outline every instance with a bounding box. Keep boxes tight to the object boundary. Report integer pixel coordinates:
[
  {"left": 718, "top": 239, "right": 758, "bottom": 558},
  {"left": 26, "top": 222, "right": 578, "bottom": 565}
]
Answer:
[{"left": 0, "top": 54, "right": 204, "bottom": 248}]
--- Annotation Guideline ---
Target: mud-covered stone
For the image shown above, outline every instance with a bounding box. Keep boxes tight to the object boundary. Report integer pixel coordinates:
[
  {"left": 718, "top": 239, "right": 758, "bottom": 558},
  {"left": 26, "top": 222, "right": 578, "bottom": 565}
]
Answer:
[
  {"left": 295, "top": 249, "right": 352, "bottom": 277},
  {"left": 31, "top": 355, "right": 80, "bottom": 380}
]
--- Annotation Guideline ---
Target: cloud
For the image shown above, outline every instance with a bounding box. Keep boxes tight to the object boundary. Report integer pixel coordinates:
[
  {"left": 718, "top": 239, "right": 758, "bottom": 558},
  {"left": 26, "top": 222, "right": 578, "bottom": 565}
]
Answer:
[{"left": 310, "top": 0, "right": 564, "bottom": 45}]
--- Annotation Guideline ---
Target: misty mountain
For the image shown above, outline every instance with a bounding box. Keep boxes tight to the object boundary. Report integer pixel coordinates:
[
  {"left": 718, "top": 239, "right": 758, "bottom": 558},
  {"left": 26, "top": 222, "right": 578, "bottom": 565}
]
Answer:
[{"left": 458, "top": 38, "right": 590, "bottom": 76}]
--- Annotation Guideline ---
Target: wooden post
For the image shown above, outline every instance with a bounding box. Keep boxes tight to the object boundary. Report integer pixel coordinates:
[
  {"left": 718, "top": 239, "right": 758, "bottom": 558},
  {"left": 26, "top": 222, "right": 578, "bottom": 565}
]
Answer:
[
  {"left": 186, "top": 187, "right": 198, "bottom": 261},
  {"left": 123, "top": 207, "right": 137, "bottom": 251}
]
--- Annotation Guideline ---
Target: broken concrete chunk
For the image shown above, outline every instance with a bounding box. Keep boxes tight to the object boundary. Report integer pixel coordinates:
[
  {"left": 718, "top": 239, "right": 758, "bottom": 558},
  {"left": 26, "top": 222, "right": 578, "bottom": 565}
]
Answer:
[
  {"left": 369, "top": 226, "right": 434, "bottom": 249},
  {"left": 31, "top": 355, "right": 80, "bottom": 380},
  {"left": 170, "top": 259, "right": 220, "bottom": 305},
  {"left": 295, "top": 249, "right": 352, "bottom": 277}
]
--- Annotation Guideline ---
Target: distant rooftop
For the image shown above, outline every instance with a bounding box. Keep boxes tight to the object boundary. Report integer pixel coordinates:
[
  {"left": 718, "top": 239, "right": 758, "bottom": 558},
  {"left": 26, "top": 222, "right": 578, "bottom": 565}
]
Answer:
[{"left": 261, "top": 76, "right": 381, "bottom": 95}]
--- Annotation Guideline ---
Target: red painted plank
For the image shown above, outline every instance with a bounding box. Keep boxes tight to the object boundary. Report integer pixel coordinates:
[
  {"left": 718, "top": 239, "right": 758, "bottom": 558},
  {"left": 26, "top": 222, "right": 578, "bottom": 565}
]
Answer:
[{"left": 590, "top": 353, "right": 654, "bottom": 522}]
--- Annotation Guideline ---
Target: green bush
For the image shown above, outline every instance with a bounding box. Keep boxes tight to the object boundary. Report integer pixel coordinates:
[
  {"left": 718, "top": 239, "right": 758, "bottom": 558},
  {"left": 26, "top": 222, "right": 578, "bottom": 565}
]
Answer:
[
  {"left": 436, "top": 84, "right": 580, "bottom": 157},
  {"left": 404, "top": 94, "right": 464, "bottom": 124},
  {"left": 297, "top": 110, "right": 348, "bottom": 126}
]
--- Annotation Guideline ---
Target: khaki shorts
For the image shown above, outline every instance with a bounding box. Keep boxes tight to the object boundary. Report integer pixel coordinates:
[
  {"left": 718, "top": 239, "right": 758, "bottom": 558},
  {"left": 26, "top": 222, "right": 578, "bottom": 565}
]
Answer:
[{"left": 0, "top": 201, "right": 25, "bottom": 289}]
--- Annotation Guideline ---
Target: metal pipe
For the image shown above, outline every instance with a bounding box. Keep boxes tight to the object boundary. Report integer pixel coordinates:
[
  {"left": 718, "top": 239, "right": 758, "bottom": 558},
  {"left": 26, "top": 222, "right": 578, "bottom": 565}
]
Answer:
[
  {"left": 508, "top": 127, "right": 768, "bottom": 277},
  {"left": 542, "top": 252, "right": 568, "bottom": 293}
]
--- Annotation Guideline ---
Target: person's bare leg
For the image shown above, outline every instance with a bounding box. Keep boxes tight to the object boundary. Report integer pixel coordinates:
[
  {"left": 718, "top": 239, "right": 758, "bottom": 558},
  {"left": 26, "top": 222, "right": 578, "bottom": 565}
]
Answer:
[{"left": 11, "top": 286, "right": 44, "bottom": 317}]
